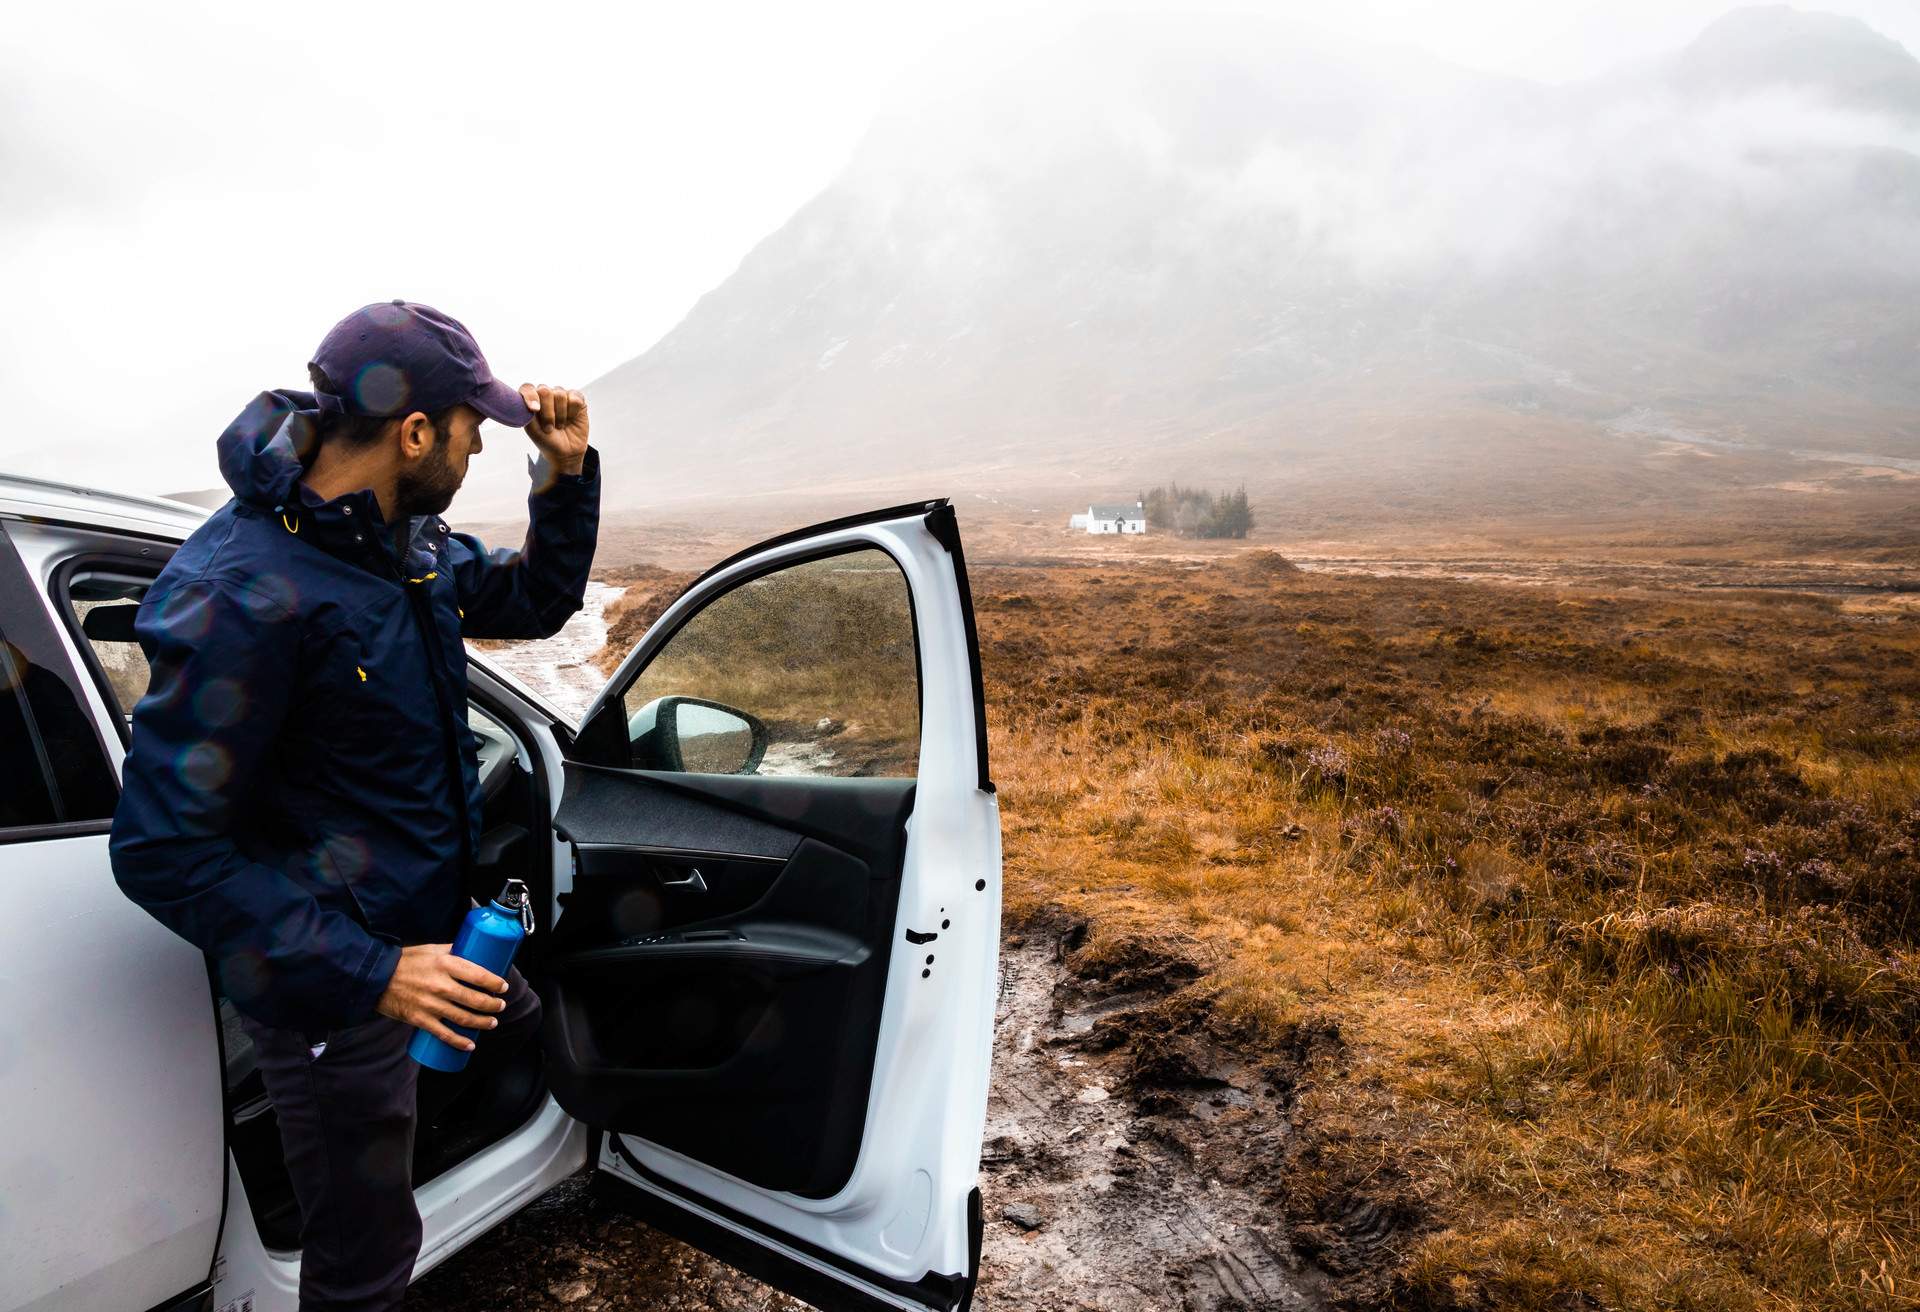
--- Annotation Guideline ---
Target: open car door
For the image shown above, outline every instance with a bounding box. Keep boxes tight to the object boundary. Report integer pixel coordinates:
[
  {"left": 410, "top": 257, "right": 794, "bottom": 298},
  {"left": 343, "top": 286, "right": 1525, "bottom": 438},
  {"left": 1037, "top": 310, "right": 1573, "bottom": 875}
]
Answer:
[{"left": 540, "top": 499, "right": 1000, "bottom": 1311}]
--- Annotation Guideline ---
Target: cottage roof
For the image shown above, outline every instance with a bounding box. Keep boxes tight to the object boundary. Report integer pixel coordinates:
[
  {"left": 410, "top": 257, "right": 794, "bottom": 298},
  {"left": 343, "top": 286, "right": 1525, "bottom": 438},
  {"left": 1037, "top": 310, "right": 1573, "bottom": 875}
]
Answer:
[{"left": 1090, "top": 501, "right": 1143, "bottom": 519}]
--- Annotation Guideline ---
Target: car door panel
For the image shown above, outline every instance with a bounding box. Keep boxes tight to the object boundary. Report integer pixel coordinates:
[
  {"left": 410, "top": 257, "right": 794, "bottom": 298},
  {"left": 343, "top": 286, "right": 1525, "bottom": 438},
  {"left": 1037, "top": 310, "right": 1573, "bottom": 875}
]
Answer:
[
  {"left": 540, "top": 501, "right": 999, "bottom": 1311},
  {"left": 570, "top": 846, "right": 793, "bottom": 923},
  {"left": 555, "top": 764, "right": 807, "bottom": 859},
  {"left": 544, "top": 767, "right": 914, "bottom": 1199}
]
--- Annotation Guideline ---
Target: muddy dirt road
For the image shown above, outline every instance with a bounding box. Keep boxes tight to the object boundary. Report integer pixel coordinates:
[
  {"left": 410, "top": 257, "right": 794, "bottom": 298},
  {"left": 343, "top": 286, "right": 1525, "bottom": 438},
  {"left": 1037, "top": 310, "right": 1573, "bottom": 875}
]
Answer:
[
  {"left": 411, "top": 922, "right": 1335, "bottom": 1311},
  {"left": 474, "top": 579, "right": 627, "bottom": 713},
  {"left": 974, "top": 928, "right": 1327, "bottom": 1310}
]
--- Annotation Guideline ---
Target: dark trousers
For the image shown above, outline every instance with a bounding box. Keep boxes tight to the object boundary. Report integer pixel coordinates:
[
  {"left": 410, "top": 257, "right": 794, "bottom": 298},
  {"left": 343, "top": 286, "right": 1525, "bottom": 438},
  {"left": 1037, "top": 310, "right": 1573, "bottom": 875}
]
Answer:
[{"left": 238, "top": 966, "right": 543, "bottom": 1311}]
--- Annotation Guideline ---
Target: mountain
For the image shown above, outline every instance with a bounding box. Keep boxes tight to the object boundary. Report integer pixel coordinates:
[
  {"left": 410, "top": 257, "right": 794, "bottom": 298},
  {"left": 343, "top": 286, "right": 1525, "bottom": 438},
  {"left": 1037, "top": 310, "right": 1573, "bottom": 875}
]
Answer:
[
  {"left": 1662, "top": 5, "right": 1920, "bottom": 118},
  {"left": 566, "top": 7, "right": 1920, "bottom": 531}
]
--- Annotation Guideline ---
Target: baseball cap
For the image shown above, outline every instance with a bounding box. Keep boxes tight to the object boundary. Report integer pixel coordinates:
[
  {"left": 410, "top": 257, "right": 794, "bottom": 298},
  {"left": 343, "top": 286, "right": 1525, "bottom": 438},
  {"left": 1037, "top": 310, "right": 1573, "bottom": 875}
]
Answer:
[{"left": 308, "top": 300, "right": 533, "bottom": 428}]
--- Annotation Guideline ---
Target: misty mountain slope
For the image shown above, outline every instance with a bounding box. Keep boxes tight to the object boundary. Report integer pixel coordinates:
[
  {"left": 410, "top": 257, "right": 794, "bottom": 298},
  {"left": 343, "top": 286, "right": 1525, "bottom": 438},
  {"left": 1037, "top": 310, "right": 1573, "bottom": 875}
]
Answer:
[
  {"left": 581, "top": 6, "right": 1920, "bottom": 521},
  {"left": 1662, "top": 4, "right": 1920, "bottom": 117}
]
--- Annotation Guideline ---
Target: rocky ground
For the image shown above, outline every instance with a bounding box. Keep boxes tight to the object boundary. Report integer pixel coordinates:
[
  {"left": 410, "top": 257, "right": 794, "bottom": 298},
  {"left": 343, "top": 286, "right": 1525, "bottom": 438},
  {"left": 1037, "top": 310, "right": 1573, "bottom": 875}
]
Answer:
[{"left": 411, "top": 917, "right": 1353, "bottom": 1311}]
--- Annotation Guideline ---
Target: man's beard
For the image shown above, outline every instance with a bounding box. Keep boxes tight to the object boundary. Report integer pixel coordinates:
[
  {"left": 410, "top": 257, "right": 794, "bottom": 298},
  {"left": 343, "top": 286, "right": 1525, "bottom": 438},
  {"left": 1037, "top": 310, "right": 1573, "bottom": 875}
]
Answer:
[{"left": 394, "top": 434, "right": 463, "bottom": 518}]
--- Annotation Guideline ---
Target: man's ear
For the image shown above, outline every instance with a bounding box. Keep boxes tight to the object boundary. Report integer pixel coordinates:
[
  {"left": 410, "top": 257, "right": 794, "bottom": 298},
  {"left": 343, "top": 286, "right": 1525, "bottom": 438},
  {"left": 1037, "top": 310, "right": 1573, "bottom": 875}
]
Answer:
[{"left": 395, "top": 411, "right": 436, "bottom": 460}]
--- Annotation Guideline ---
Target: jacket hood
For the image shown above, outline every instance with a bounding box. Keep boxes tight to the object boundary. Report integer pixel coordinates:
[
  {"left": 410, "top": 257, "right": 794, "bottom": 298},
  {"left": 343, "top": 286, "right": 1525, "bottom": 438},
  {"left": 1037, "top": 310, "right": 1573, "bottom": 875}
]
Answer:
[{"left": 217, "top": 389, "right": 324, "bottom": 509}]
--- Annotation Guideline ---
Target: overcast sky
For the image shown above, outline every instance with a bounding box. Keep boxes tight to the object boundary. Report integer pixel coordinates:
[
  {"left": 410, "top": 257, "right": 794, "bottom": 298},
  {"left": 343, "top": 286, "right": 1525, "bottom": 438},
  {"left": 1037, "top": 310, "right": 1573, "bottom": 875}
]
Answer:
[{"left": 3, "top": 0, "right": 1915, "bottom": 500}]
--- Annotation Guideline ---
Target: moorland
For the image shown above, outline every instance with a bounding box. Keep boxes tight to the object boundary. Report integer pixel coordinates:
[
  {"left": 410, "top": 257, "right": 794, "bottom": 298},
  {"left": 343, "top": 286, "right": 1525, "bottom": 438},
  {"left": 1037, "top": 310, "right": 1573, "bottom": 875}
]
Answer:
[
  {"left": 975, "top": 550, "right": 1918, "bottom": 1309},
  {"left": 553, "top": 505, "right": 1920, "bottom": 1310}
]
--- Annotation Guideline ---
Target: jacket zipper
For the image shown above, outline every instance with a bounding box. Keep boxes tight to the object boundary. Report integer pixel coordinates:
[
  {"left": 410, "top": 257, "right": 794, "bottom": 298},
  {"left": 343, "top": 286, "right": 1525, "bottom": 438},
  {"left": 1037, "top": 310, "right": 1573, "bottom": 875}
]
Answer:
[{"left": 378, "top": 532, "right": 478, "bottom": 901}]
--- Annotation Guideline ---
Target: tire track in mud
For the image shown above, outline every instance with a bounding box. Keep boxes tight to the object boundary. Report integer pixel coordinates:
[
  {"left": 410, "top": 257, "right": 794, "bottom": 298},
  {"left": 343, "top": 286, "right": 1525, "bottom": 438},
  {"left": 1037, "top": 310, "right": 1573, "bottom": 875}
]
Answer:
[
  {"left": 411, "top": 920, "right": 1342, "bottom": 1310},
  {"left": 979, "top": 923, "right": 1328, "bottom": 1311}
]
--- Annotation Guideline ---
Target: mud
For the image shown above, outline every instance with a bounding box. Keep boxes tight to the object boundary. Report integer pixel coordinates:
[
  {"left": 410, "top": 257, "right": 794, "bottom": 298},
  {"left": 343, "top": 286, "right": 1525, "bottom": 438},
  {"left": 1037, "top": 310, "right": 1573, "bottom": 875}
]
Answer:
[
  {"left": 410, "top": 917, "right": 1378, "bottom": 1310},
  {"left": 408, "top": 1176, "right": 808, "bottom": 1312},
  {"left": 978, "top": 921, "right": 1328, "bottom": 1311}
]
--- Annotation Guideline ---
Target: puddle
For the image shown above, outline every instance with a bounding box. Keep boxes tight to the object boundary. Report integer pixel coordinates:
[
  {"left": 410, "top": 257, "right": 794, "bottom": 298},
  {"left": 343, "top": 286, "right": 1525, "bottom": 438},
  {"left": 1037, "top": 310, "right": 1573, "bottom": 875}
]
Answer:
[{"left": 756, "top": 740, "right": 840, "bottom": 776}]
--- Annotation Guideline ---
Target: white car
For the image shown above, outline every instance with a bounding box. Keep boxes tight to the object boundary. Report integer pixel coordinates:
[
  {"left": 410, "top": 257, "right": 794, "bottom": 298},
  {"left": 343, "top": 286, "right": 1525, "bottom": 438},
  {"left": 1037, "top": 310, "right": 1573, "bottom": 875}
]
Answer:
[{"left": 0, "top": 472, "right": 1001, "bottom": 1312}]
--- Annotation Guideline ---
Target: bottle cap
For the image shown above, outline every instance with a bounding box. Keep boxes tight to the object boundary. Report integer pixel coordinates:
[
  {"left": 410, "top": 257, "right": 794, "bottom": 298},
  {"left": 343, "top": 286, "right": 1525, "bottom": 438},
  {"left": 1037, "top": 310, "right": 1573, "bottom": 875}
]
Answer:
[{"left": 493, "top": 878, "right": 535, "bottom": 935}]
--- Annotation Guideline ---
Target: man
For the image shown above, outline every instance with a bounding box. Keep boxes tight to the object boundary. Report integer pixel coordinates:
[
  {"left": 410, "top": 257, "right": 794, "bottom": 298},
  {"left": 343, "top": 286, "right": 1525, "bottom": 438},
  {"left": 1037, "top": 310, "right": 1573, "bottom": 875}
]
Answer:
[{"left": 109, "top": 300, "right": 600, "bottom": 1310}]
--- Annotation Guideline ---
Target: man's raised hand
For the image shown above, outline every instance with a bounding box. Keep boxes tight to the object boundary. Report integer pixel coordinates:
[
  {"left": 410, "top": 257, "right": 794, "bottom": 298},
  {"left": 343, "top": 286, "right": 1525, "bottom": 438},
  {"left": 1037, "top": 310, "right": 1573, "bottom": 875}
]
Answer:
[{"left": 519, "top": 383, "right": 589, "bottom": 477}]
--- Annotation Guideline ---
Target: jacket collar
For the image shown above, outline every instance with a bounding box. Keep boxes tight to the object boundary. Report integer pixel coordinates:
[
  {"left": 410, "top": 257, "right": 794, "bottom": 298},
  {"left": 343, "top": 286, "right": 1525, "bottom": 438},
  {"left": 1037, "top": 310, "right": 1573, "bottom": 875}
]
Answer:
[
  {"left": 217, "top": 388, "right": 452, "bottom": 580},
  {"left": 286, "top": 480, "right": 447, "bottom": 580}
]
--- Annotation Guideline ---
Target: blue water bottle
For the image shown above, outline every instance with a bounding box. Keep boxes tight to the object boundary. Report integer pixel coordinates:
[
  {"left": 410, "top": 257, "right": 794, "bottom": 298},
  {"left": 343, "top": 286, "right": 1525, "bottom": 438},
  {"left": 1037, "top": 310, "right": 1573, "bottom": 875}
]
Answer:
[{"left": 407, "top": 878, "right": 535, "bottom": 1072}]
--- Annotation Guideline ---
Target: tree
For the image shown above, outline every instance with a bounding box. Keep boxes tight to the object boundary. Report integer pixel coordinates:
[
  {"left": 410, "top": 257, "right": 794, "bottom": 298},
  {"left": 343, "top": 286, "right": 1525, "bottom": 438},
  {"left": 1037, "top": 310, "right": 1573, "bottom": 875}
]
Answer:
[{"left": 1141, "top": 481, "right": 1255, "bottom": 538}]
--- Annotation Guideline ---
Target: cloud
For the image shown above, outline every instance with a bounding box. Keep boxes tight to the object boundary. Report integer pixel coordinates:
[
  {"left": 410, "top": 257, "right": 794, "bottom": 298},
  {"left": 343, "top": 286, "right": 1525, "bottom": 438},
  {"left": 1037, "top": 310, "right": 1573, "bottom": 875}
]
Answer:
[{"left": 843, "top": 13, "right": 1920, "bottom": 290}]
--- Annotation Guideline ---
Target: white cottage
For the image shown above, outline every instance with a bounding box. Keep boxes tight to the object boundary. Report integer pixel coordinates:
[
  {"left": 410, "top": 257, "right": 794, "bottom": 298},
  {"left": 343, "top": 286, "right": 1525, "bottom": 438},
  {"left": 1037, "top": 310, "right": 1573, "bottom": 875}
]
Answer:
[{"left": 1084, "top": 501, "right": 1147, "bottom": 534}]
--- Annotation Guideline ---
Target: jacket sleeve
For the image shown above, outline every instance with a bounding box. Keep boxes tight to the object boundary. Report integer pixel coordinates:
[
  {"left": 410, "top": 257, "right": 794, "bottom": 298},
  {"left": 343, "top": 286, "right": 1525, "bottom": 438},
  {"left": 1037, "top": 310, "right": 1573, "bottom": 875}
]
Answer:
[
  {"left": 108, "top": 577, "right": 402, "bottom": 1031},
  {"left": 451, "top": 445, "right": 602, "bottom": 640}
]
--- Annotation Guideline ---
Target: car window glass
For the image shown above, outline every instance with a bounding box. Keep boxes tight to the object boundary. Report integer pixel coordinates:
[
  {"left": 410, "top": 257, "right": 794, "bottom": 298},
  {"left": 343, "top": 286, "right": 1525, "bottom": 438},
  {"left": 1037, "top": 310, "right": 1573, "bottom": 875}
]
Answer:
[
  {"left": 620, "top": 547, "right": 920, "bottom": 778},
  {"left": 67, "top": 573, "right": 153, "bottom": 718},
  {"left": 0, "top": 537, "right": 119, "bottom": 832}
]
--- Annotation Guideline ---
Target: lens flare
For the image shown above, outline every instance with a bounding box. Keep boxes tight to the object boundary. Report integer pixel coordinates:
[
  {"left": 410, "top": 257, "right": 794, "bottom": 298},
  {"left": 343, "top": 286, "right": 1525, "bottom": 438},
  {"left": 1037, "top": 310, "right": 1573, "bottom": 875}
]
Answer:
[
  {"left": 246, "top": 569, "right": 300, "bottom": 613},
  {"left": 365, "top": 301, "right": 410, "bottom": 330},
  {"left": 175, "top": 742, "right": 233, "bottom": 792},
  {"left": 160, "top": 588, "right": 215, "bottom": 642},
  {"left": 192, "top": 677, "right": 248, "bottom": 728},
  {"left": 354, "top": 362, "right": 410, "bottom": 415}
]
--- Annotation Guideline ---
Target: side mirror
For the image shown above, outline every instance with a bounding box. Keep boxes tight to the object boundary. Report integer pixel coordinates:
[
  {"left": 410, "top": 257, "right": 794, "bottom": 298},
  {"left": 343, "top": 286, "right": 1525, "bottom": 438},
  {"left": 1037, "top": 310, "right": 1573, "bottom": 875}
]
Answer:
[{"left": 628, "top": 695, "right": 770, "bottom": 775}]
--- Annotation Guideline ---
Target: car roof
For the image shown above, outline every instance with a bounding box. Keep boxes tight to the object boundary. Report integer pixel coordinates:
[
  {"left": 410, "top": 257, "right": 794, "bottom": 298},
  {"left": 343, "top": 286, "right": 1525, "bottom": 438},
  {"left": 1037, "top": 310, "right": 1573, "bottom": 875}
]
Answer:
[{"left": 0, "top": 471, "right": 209, "bottom": 541}]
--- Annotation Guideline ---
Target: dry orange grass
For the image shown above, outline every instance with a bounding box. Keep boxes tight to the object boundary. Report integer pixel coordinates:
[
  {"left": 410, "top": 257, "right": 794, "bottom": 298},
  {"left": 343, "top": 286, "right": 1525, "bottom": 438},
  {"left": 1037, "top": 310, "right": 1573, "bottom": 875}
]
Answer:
[
  {"left": 619, "top": 551, "right": 921, "bottom": 774},
  {"left": 979, "top": 557, "right": 1920, "bottom": 1311}
]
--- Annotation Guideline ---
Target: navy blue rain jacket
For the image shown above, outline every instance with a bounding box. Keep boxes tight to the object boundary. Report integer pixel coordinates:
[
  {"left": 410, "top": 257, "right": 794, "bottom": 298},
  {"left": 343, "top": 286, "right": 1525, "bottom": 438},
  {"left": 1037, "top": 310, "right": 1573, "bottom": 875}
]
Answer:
[{"left": 108, "top": 389, "right": 600, "bottom": 1032}]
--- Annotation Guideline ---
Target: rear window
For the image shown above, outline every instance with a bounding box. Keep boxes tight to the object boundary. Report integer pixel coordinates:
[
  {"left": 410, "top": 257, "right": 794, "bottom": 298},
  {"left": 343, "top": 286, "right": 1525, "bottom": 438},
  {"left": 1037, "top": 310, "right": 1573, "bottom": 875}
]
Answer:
[
  {"left": 0, "top": 530, "right": 118, "bottom": 835},
  {"left": 65, "top": 571, "right": 154, "bottom": 724}
]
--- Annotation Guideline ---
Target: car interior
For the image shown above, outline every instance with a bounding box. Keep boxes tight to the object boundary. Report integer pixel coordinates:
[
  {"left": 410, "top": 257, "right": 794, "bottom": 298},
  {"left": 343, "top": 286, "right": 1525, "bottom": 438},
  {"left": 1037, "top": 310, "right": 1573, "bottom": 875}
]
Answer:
[
  {"left": 57, "top": 558, "right": 560, "bottom": 1252},
  {"left": 541, "top": 764, "right": 915, "bottom": 1198}
]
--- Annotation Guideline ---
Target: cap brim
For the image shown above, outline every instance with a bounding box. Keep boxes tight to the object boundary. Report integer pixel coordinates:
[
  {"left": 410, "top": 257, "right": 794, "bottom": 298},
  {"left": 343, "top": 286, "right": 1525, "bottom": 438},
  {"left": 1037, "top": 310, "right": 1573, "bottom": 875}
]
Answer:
[{"left": 469, "top": 377, "right": 536, "bottom": 428}]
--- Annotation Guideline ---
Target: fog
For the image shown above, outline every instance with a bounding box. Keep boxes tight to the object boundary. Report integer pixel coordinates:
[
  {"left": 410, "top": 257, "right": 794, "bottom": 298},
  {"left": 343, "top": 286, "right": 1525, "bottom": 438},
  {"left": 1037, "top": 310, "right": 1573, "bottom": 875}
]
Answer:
[
  {"left": 562, "top": 4, "right": 1916, "bottom": 521},
  {"left": 2, "top": 1, "right": 1916, "bottom": 507},
  {"left": 847, "top": 11, "right": 1920, "bottom": 283}
]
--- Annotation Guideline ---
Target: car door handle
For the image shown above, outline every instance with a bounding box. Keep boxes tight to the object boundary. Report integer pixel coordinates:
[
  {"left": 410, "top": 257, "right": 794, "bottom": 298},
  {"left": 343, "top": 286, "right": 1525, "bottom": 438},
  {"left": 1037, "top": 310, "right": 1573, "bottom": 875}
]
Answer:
[{"left": 660, "top": 868, "right": 707, "bottom": 892}]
